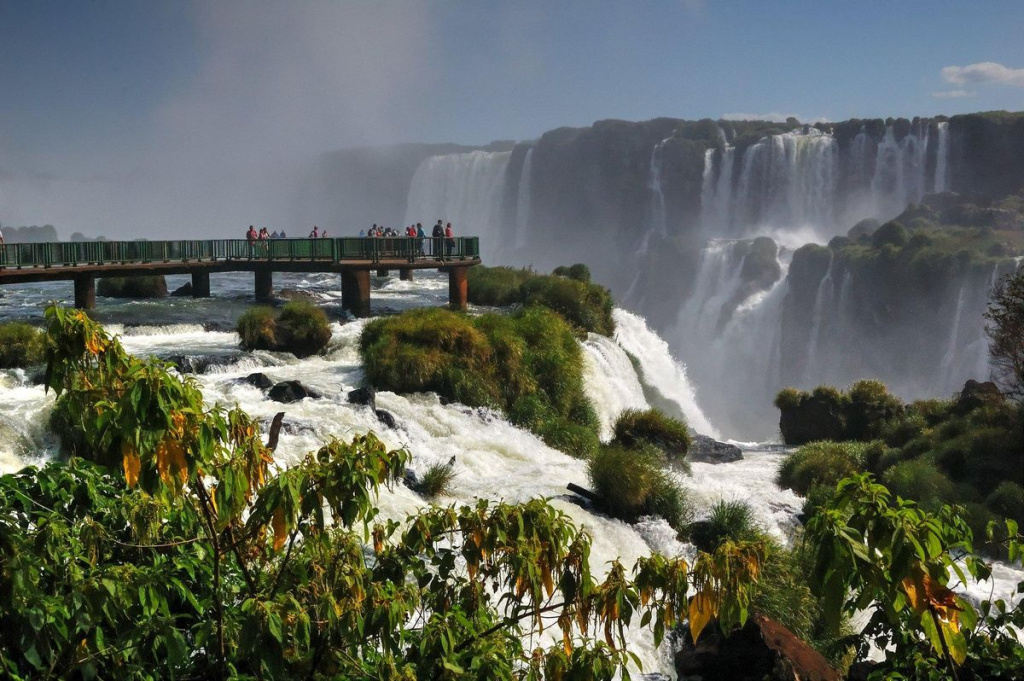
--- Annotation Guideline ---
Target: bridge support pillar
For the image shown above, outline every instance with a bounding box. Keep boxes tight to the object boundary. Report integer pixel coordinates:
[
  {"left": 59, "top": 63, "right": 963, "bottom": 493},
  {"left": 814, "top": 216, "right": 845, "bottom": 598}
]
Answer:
[
  {"left": 341, "top": 270, "right": 371, "bottom": 317},
  {"left": 255, "top": 269, "right": 273, "bottom": 302},
  {"left": 448, "top": 266, "right": 468, "bottom": 311},
  {"left": 74, "top": 275, "right": 95, "bottom": 310},
  {"left": 399, "top": 268, "right": 413, "bottom": 282},
  {"left": 377, "top": 269, "right": 390, "bottom": 278},
  {"left": 191, "top": 272, "right": 211, "bottom": 298}
]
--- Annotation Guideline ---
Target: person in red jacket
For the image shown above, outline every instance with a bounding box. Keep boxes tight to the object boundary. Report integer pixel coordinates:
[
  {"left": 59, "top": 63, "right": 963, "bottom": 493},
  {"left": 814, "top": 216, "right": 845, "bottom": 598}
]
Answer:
[{"left": 445, "top": 222, "right": 455, "bottom": 256}]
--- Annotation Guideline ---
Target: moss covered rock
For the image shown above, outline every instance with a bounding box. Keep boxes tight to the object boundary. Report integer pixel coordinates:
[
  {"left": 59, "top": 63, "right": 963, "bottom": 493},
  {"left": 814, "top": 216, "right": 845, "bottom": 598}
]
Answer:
[
  {"left": 0, "top": 322, "right": 45, "bottom": 368},
  {"left": 237, "top": 301, "right": 331, "bottom": 358},
  {"left": 97, "top": 276, "right": 168, "bottom": 298}
]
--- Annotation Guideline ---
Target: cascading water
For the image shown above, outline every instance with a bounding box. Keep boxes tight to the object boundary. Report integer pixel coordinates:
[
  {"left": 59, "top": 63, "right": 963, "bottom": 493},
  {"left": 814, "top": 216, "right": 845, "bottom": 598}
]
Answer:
[
  {"left": 514, "top": 147, "right": 534, "bottom": 250},
  {"left": 647, "top": 137, "right": 672, "bottom": 237},
  {"left": 404, "top": 150, "right": 511, "bottom": 258},
  {"left": 805, "top": 253, "right": 835, "bottom": 378},
  {"left": 934, "top": 121, "right": 950, "bottom": 192},
  {"left": 870, "top": 124, "right": 929, "bottom": 220}
]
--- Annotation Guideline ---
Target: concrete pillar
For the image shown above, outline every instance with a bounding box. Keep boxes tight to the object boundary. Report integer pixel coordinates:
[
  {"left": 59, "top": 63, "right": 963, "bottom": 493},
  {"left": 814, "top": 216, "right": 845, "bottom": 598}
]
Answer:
[
  {"left": 255, "top": 269, "right": 274, "bottom": 302},
  {"left": 377, "top": 269, "right": 390, "bottom": 277},
  {"left": 399, "top": 268, "right": 413, "bottom": 282},
  {"left": 191, "top": 271, "right": 211, "bottom": 298},
  {"left": 341, "top": 269, "right": 371, "bottom": 317},
  {"left": 448, "top": 266, "right": 468, "bottom": 311},
  {"left": 74, "top": 274, "right": 95, "bottom": 310}
]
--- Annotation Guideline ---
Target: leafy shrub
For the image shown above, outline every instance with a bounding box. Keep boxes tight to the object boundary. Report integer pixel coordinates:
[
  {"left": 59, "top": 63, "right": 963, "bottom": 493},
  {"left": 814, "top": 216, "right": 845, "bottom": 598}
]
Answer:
[
  {"left": 97, "top": 276, "right": 168, "bottom": 298},
  {"left": 879, "top": 412, "right": 927, "bottom": 448},
  {"left": 0, "top": 322, "right": 44, "bottom": 368},
  {"left": 237, "top": 302, "right": 331, "bottom": 358},
  {"left": 237, "top": 306, "right": 277, "bottom": 350},
  {"left": 611, "top": 408, "right": 690, "bottom": 460},
  {"left": 777, "top": 441, "right": 867, "bottom": 496},
  {"left": 691, "top": 500, "right": 762, "bottom": 552},
  {"left": 588, "top": 443, "right": 692, "bottom": 533},
  {"left": 466, "top": 264, "right": 614, "bottom": 336},
  {"left": 881, "top": 458, "right": 954, "bottom": 511},
  {"left": 360, "top": 306, "right": 600, "bottom": 458},
  {"left": 846, "top": 380, "right": 903, "bottom": 441},
  {"left": 985, "top": 482, "right": 1024, "bottom": 524},
  {"left": 417, "top": 458, "right": 457, "bottom": 497}
]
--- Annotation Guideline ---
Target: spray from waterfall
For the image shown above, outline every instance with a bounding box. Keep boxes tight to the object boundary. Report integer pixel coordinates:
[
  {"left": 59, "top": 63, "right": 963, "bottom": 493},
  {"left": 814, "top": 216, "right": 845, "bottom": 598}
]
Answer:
[{"left": 514, "top": 148, "right": 534, "bottom": 250}]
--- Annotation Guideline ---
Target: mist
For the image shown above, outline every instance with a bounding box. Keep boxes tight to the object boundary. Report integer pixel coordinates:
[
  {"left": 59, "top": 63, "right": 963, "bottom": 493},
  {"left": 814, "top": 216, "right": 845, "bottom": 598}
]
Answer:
[{"left": 1, "top": 2, "right": 440, "bottom": 240}]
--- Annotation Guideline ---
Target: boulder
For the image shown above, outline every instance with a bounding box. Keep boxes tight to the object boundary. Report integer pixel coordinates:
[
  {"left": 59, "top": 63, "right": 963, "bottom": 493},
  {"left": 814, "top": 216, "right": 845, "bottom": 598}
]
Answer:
[
  {"left": 97, "top": 276, "right": 168, "bottom": 298},
  {"left": 171, "top": 282, "right": 193, "bottom": 297},
  {"left": 687, "top": 434, "right": 743, "bottom": 464},
  {"left": 375, "top": 409, "right": 397, "bottom": 429},
  {"left": 348, "top": 386, "right": 376, "bottom": 409},
  {"left": 268, "top": 380, "right": 322, "bottom": 403},
  {"left": 675, "top": 614, "right": 840, "bottom": 681},
  {"left": 953, "top": 379, "right": 1004, "bottom": 415},
  {"left": 244, "top": 373, "right": 275, "bottom": 390}
]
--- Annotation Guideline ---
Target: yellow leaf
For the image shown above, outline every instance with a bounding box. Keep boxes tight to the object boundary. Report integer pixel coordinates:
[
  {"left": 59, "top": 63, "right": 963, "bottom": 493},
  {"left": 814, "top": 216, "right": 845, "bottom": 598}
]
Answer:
[
  {"left": 155, "top": 440, "right": 189, "bottom": 488},
  {"left": 542, "top": 568, "right": 554, "bottom": 598},
  {"left": 688, "top": 592, "right": 716, "bottom": 643},
  {"left": 272, "top": 507, "right": 287, "bottom": 552},
  {"left": 902, "top": 575, "right": 923, "bottom": 613},
  {"left": 122, "top": 443, "right": 141, "bottom": 488}
]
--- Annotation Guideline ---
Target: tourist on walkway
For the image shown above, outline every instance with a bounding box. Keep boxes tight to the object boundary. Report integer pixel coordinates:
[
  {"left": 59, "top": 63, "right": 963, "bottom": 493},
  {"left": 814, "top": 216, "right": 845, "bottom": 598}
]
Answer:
[
  {"left": 432, "top": 220, "right": 444, "bottom": 259},
  {"left": 445, "top": 222, "right": 455, "bottom": 256},
  {"left": 247, "top": 225, "right": 258, "bottom": 243},
  {"left": 416, "top": 223, "right": 426, "bottom": 255},
  {"left": 270, "top": 230, "right": 279, "bottom": 239},
  {"left": 280, "top": 230, "right": 287, "bottom": 238},
  {"left": 309, "top": 226, "right": 319, "bottom": 238}
]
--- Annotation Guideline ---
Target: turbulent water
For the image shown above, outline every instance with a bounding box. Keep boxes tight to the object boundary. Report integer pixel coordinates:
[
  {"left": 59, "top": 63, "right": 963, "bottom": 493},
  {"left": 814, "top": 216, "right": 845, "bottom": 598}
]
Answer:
[{"left": 1, "top": 270, "right": 1020, "bottom": 675}]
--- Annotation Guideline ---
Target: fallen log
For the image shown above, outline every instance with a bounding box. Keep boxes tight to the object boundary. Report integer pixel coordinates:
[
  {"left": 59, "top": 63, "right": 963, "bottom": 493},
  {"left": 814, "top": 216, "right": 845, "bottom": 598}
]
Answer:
[
  {"left": 566, "top": 482, "right": 601, "bottom": 504},
  {"left": 266, "top": 412, "right": 285, "bottom": 452}
]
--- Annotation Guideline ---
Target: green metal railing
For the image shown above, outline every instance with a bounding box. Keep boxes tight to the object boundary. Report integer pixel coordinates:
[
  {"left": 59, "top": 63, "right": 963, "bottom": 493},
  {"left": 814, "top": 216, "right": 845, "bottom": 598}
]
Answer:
[{"left": 0, "top": 237, "right": 480, "bottom": 269}]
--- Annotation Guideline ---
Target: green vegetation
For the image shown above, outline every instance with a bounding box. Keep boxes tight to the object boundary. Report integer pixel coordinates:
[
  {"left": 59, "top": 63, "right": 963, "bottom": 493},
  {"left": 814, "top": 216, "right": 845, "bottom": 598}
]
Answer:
[
  {"left": 0, "top": 322, "right": 44, "bottom": 368},
  {"left": 776, "top": 380, "right": 903, "bottom": 445},
  {"left": 985, "top": 268, "right": 1024, "bottom": 399},
  {"left": 587, "top": 443, "right": 692, "bottom": 533},
  {"left": 96, "top": 275, "right": 168, "bottom": 298},
  {"left": 360, "top": 306, "right": 599, "bottom": 458},
  {"left": 417, "top": 458, "right": 456, "bottom": 498},
  {"left": 466, "top": 264, "right": 614, "bottom": 336},
  {"left": 237, "top": 301, "right": 332, "bottom": 358},
  {"left": 611, "top": 408, "right": 691, "bottom": 461},
  {"left": 1, "top": 305, "right": 787, "bottom": 679},
  {"left": 871, "top": 220, "right": 910, "bottom": 248},
  {"left": 690, "top": 500, "right": 762, "bottom": 552}
]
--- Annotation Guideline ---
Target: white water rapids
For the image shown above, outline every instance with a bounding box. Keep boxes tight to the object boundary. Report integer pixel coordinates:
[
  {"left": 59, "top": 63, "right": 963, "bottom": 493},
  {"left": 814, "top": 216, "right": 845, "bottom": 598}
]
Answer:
[{"left": 0, "top": 271, "right": 1020, "bottom": 676}]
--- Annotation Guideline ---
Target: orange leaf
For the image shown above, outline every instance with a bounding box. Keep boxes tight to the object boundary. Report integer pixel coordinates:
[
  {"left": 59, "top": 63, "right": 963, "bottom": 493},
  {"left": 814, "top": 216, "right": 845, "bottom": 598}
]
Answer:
[
  {"left": 688, "top": 591, "right": 715, "bottom": 643},
  {"left": 272, "top": 507, "right": 287, "bottom": 552},
  {"left": 155, "top": 440, "right": 188, "bottom": 488},
  {"left": 122, "top": 443, "right": 141, "bottom": 488}
]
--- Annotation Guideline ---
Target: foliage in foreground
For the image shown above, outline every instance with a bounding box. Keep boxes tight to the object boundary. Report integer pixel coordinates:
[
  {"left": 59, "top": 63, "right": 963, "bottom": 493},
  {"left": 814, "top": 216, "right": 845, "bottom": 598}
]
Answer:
[
  {"left": 360, "top": 306, "right": 600, "bottom": 458},
  {"left": 805, "top": 474, "right": 1024, "bottom": 680},
  {"left": 0, "top": 321, "right": 44, "bottom": 368},
  {"left": 237, "top": 300, "right": 332, "bottom": 358},
  {"left": 985, "top": 267, "right": 1024, "bottom": 399},
  {"left": 0, "top": 306, "right": 773, "bottom": 679},
  {"left": 467, "top": 264, "right": 615, "bottom": 336}
]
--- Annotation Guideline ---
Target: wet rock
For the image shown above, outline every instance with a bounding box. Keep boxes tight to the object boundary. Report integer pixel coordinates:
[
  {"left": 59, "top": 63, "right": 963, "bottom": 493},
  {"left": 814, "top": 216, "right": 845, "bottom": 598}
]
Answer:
[
  {"left": 244, "top": 372, "right": 275, "bottom": 390},
  {"left": 687, "top": 434, "right": 743, "bottom": 464},
  {"left": 675, "top": 614, "right": 840, "bottom": 681},
  {"left": 348, "top": 386, "right": 376, "bottom": 409},
  {"left": 269, "top": 380, "right": 321, "bottom": 403},
  {"left": 375, "top": 409, "right": 397, "bottom": 429},
  {"left": 171, "top": 282, "right": 193, "bottom": 297},
  {"left": 278, "top": 288, "right": 317, "bottom": 302}
]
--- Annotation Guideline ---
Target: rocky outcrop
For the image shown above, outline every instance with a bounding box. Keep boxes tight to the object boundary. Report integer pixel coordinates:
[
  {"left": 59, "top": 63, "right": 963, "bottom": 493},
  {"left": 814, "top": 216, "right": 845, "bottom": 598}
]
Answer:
[
  {"left": 687, "top": 434, "right": 743, "bottom": 464},
  {"left": 171, "top": 282, "right": 193, "bottom": 297},
  {"left": 953, "top": 379, "right": 1004, "bottom": 415},
  {"left": 243, "top": 373, "right": 275, "bottom": 390},
  {"left": 675, "top": 614, "right": 840, "bottom": 681},
  {"left": 97, "top": 276, "right": 168, "bottom": 298},
  {"left": 268, "top": 380, "right": 321, "bottom": 403},
  {"left": 348, "top": 386, "right": 376, "bottom": 409}
]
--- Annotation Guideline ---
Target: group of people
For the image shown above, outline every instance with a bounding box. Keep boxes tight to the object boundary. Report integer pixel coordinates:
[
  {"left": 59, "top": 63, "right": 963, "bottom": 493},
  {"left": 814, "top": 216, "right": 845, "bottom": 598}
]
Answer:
[
  {"left": 359, "top": 220, "right": 457, "bottom": 256},
  {"left": 245, "top": 225, "right": 289, "bottom": 241},
  {"left": 242, "top": 220, "right": 458, "bottom": 257}
]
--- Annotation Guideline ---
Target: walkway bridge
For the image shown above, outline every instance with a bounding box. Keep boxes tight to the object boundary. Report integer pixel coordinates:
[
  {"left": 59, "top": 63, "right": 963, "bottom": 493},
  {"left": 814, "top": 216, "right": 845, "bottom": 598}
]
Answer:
[{"left": 0, "top": 237, "right": 481, "bottom": 316}]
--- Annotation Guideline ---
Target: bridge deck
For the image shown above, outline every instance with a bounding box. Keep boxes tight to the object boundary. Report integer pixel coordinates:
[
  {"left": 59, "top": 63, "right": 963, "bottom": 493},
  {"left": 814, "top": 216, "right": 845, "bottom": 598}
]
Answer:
[{"left": 0, "top": 237, "right": 481, "bottom": 315}]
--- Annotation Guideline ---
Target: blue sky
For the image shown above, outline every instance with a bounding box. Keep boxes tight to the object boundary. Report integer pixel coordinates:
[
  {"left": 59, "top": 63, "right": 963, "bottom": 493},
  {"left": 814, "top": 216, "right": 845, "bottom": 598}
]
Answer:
[{"left": 1, "top": 0, "right": 1022, "bottom": 235}]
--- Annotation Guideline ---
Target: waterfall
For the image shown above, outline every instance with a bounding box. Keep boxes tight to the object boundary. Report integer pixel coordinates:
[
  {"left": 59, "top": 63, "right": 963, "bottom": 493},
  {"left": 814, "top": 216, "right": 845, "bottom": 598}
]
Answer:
[
  {"left": 805, "top": 255, "right": 835, "bottom": 378},
  {"left": 648, "top": 137, "right": 672, "bottom": 236},
  {"left": 934, "top": 122, "right": 950, "bottom": 192},
  {"left": 940, "top": 284, "right": 967, "bottom": 373},
  {"left": 700, "top": 144, "right": 735, "bottom": 233},
  {"left": 581, "top": 332, "right": 649, "bottom": 441},
  {"left": 514, "top": 148, "right": 533, "bottom": 250},
  {"left": 870, "top": 124, "right": 930, "bottom": 219},
  {"left": 611, "top": 308, "right": 719, "bottom": 438},
  {"left": 404, "top": 150, "right": 512, "bottom": 254}
]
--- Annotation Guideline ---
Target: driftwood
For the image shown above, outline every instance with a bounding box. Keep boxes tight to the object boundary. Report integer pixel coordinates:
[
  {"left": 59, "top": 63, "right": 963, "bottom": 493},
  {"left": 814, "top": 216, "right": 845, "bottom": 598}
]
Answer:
[
  {"left": 266, "top": 412, "right": 285, "bottom": 452},
  {"left": 566, "top": 483, "right": 601, "bottom": 504}
]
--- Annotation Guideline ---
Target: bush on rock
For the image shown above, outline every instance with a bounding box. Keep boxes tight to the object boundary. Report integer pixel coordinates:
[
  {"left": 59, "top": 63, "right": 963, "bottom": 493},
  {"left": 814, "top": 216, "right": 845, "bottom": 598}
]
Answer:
[
  {"left": 237, "top": 301, "right": 331, "bottom": 358},
  {"left": 0, "top": 322, "right": 44, "bottom": 368}
]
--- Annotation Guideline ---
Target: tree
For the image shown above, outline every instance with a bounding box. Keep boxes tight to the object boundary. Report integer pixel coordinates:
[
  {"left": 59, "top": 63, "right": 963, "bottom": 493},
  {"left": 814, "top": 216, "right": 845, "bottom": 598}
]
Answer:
[{"left": 984, "top": 268, "right": 1024, "bottom": 399}]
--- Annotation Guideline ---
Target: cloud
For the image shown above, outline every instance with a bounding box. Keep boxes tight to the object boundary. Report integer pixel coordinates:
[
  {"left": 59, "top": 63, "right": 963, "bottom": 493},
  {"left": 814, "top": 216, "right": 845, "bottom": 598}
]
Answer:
[
  {"left": 931, "top": 89, "right": 975, "bottom": 99},
  {"left": 941, "top": 62, "right": 1024, "bottom": 87}
]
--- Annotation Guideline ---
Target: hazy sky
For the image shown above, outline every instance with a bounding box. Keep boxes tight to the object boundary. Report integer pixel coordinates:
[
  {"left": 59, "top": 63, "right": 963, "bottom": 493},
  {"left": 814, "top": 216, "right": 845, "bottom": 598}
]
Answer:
[{"left": 1, "top": 0, "right": 1022, "bottom": 236}]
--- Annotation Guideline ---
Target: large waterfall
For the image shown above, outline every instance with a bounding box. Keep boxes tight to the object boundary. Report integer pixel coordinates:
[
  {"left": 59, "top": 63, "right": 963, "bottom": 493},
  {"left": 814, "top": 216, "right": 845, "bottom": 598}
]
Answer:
[{"left": 404, "top": 150, "right": 511, "bottom": 258}]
